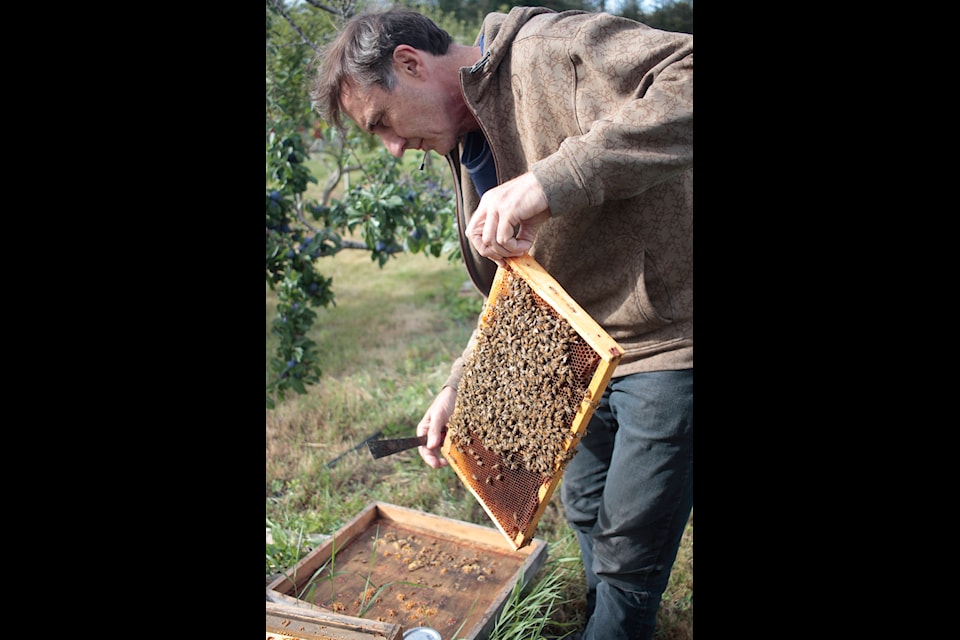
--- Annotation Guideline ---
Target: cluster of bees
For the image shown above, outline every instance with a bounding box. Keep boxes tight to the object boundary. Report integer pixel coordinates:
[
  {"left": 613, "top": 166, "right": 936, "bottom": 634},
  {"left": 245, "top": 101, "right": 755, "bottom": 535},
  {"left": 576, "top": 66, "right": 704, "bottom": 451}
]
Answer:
[
  {"left": 447, "top": 271, "right": 589, "bottom": 476},
  {"left": 375, "top": 530, "right": 494, "bottom": 580}
]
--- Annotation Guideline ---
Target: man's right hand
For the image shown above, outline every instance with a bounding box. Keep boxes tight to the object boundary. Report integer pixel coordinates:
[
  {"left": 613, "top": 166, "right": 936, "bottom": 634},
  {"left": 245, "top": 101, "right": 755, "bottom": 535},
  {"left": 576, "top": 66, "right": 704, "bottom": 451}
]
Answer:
[{"left": 416, "top": 385, "right": 457, "bottom": 468}]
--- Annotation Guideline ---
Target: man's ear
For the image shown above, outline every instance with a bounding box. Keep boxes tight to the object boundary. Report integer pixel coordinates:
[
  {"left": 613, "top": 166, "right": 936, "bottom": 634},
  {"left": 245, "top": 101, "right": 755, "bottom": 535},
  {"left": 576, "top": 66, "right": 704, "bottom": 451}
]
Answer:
[{"left": 393, "top": 45, "right": 422, "bottom": 78}]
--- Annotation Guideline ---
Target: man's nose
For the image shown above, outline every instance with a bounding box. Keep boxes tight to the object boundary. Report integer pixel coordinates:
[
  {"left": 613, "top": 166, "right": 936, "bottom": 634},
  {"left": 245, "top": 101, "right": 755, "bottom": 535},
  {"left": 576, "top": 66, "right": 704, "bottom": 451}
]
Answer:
[{"left": 380, "top": 132, "right": 406, "bottom": 158}]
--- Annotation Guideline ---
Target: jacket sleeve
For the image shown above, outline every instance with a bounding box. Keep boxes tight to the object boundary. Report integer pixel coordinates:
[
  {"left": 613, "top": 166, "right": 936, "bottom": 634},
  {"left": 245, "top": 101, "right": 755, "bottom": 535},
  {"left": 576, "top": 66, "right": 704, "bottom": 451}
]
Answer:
[
  {"left": 530, "top": 19, "right": 693, "bottom": 215},
  {"left": 442, "top": 325, "right": 480, "bottom": 391}
]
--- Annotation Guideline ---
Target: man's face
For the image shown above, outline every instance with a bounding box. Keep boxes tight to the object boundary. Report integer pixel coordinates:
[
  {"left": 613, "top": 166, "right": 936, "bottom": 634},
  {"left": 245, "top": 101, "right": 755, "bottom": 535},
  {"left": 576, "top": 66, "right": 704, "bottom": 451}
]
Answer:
[{"left": 339, "top": 49, "right": 462, "bottom": 158}]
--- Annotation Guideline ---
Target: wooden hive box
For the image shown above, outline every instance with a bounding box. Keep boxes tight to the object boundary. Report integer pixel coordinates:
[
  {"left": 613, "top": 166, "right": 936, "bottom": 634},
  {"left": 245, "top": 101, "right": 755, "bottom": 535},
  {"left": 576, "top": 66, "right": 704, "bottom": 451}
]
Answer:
[
  {"left": 442, "top": 255, "right": 624, "bottom": 550},
  {"left": 266, "top": 601, "right": 403, "bottom": 640},
  {"left": 266, "top": 502, "right": 547, "bottom": 640}
]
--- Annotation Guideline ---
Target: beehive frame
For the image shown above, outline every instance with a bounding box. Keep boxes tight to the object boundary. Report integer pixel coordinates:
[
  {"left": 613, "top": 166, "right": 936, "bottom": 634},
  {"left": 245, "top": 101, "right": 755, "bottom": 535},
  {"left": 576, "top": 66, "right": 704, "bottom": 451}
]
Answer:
[{"left": 442, "top": 254, "right": 624, "bottom": 550}]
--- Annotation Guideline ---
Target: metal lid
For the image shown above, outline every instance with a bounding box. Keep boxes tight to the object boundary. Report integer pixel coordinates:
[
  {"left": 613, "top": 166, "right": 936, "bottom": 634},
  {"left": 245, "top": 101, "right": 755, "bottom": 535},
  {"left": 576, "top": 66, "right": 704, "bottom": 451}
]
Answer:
[{"left": 403, "top": 627, "right": 442, "bottom": 640}]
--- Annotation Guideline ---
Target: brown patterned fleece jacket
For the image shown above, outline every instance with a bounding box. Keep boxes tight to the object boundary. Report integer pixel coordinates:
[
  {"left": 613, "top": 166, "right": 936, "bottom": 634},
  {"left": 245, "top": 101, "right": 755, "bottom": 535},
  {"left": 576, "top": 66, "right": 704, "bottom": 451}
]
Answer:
[{"left": 442, "top": 6, "right": 693, "bottom": 390}]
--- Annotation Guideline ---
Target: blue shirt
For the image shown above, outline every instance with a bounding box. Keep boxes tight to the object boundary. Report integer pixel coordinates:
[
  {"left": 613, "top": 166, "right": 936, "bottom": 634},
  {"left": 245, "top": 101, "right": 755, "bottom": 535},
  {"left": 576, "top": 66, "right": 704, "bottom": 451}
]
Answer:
[{"left": 461, "top": 33, "right": 497, "bottom": 197}]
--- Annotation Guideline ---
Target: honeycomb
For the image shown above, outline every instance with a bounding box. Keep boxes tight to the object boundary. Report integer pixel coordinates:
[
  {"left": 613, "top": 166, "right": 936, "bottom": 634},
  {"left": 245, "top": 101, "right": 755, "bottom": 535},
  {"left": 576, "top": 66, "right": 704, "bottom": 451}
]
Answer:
[{"left": 442, "top": 255, "right": 623, "bottom": 549}]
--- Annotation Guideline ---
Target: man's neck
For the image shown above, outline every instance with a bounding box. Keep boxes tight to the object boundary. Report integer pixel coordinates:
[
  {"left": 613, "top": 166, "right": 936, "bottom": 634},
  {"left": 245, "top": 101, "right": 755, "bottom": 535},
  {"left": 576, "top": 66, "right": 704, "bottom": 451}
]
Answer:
[
  {"left": 442, "top": 43, "right": 484, "bottom": 137},
  {"left": 449, "top": 43, "right": 483, "bottom": 69}
]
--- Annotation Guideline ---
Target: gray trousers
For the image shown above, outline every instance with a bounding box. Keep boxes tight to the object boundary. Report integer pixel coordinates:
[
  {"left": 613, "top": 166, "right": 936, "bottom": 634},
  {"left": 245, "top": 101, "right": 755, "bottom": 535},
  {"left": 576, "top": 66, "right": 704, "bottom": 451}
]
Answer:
[{"left": 561, "top": 369, "right": 694, "bottom": 640}]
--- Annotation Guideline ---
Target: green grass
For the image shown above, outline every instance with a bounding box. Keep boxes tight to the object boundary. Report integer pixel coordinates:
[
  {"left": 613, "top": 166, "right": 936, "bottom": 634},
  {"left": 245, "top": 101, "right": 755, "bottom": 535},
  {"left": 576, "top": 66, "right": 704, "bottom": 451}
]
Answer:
[{"left": 266, "top": 245, "right": 693, "bottom": 639}]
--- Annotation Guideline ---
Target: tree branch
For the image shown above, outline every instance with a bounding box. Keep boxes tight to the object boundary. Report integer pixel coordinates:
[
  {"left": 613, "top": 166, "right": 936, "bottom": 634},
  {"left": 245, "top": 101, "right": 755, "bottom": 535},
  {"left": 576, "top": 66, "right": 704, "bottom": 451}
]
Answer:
[
  {"left": 302, "top": 0, "right": 342, "bottom": 14},
  {"left": 266, "top": 0, "right": 321, "bottom": 54},
  {"left": 302, "top": 0, "right": 360, "bottom": 19}
]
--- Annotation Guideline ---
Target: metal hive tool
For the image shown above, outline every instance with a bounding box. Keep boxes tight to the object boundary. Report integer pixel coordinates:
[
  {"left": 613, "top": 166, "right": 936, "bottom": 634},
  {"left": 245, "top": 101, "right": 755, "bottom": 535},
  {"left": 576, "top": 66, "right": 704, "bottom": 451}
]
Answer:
[{"left": 441, "top": 255, "right": 624, "bottom": 550}]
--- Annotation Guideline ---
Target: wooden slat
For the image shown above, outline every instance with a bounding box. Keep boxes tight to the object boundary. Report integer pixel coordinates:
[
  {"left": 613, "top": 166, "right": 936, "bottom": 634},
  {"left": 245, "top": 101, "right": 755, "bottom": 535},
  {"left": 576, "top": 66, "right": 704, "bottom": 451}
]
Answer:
[
  {"left": 372, "top": 502, "right": 533, "bottom": 554},
  {"left": 266, "top": 601, "right": 402, "bottom": 640}
]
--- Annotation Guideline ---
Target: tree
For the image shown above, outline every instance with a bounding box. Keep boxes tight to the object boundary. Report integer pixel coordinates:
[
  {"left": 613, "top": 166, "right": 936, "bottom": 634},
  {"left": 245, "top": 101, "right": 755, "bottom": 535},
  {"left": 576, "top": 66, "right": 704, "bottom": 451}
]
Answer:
[
  {"left": 622, "top": 1, "right": 693, "bottom": 33},
  {"left": 265, "top": 0, "right": 463, "bottom": 409}
]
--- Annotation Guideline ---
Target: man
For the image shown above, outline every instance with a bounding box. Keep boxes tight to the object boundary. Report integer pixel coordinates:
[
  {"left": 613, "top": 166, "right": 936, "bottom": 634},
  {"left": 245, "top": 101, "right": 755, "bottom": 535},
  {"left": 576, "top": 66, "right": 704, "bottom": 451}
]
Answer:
[{"left": 311, "top": 6, "right": 692, "bottom": 640}]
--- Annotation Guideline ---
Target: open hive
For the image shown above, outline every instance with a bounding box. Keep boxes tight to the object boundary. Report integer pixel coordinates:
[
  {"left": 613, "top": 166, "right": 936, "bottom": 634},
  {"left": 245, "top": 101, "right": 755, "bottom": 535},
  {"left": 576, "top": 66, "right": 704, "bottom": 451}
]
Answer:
[
  {"left": 442, "top": 254, "right": 624, "bottom": 550},
  {"left": 266, "top": 502, "right": 547, "bottom": 640}
]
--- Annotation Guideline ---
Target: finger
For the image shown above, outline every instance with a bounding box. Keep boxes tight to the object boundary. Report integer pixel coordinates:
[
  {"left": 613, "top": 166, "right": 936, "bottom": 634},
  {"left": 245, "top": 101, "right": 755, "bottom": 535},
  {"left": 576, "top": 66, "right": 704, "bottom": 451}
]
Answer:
[
  {"left": 418, "top": 444, "right": 448, "bottom": 469},
  {"left": 416, "top": 414, "right": 430, "bottom": 439},
  {"left": 427, "top": 424, "right": 444, "bottom": 450},
  {"left": 466, "top": 211, "right": 498, "bottom": 258},
  {"left": 481, "top": 205, "right": 500, "bottom": 246},
  {"left": 497, "top": 219, "right": 521, "bottom": 247},
  {"left": 466, "top": 208, "right": 508, "bottom": 265},
  {"left": 465, "top": 207, "right": 484, "bottom": 239}
]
